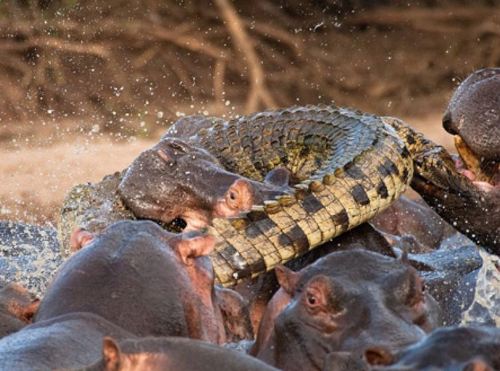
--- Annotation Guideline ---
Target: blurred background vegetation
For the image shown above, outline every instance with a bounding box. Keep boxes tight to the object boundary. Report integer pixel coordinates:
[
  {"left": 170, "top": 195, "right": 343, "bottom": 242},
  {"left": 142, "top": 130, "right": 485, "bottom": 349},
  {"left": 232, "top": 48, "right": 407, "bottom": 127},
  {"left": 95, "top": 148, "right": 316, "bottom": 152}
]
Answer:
[
  {"left": 0, "top": 0, "right": 498, "bottom": 137},
  {"left": 0, "top": 0, "right": 498, "bottom": 224}
]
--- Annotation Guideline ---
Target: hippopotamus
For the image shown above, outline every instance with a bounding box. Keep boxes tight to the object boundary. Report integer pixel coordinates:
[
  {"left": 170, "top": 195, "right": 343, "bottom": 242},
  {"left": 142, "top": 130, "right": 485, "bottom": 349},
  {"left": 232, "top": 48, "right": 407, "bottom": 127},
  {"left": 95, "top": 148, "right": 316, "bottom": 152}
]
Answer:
[
  {"left": 234, "top": 223, "right": 397, "bottom": 334},
  {"left": 370, "top": 196, "right": 483, "bottom": 325},
  {"left": 236, "top": 213, "right": 481, "bottom": 335},
  {"left": 59, "top": 137, "right": 290, "bottom": 255},
  {"left": 36, "top": 220, "right": 252, "bottom": 343},
  {"left": 251, "top": 249, "right": 440, "bottom": 371},
  {"left": 405, "top": 244, "right": 481, "bottom": 326},
  {"left": 442, "top": 68, "right": 499, "bottom": 172},
  {"left": 0, "top": 312, "right": 135, "bottom": 370},
  {"left": 0, "top": 279, "right": 39, "bottom": 338},
  {"left": 162, "top": 115, "right": 223, "bottom": 140},
  {"left": 412, "top": 68, "right": 499, "bottom": 251},
  {"left": 84, "top": 336, "right": 278, "bottom": 371},
  {"left": 365, "top": 326, "right": 500, "bottom": 370}
]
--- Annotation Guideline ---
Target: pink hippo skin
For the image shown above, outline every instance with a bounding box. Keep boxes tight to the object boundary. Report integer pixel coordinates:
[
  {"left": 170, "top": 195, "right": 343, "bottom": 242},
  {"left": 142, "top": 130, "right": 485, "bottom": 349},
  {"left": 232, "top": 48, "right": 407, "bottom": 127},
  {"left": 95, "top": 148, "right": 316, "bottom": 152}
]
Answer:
[
  {"left": 251, "top": 249, "right": 440, "bottom": 371},
  {"left": 36, "top": 220, "right": 251, "bottom": 344},
  {"left": 0, "top": 279, "right": 39, "bottom": 339}
]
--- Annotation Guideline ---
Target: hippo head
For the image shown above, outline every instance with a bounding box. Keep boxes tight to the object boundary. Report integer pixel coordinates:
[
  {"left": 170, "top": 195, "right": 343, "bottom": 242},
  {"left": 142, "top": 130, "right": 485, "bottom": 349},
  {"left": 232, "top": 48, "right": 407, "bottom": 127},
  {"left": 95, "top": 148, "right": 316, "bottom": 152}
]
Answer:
[
  {"left": 254, "top": 249, "right": 440, "bottom": 370},
  {"left": 442, "top": 68, "right": 500, "bottom": 189},
  {"left": 365, "top": 326, "right": 500, "bottom": 371},
  {"left": 443, "top": 68, "right": 500, "bottom": 161},
  {"left": 118, "top": 138, "right": 256, "bottom": 231},
  {"left": 42, "top": 222, "right": 250, "bottom": 344}
]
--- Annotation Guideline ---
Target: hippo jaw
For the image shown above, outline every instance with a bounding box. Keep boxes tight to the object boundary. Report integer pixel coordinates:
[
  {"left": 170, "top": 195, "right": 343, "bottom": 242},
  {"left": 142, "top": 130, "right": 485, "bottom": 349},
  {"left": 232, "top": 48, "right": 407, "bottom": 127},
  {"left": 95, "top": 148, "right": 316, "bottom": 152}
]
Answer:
[
  {"left": 442, "top": 67, "right": 500, "bottom": 192},
  {"left": 452, "top": 135, "right": 500, "bottom": 193}
]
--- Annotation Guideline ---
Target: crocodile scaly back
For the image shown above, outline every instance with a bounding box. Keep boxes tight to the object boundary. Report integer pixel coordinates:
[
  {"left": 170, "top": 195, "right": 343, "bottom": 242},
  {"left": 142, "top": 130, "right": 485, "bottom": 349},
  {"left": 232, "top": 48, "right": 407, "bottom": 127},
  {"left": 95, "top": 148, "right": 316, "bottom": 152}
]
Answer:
[{"left": 184, "top": 105, "right": 414, "bottom": 285}]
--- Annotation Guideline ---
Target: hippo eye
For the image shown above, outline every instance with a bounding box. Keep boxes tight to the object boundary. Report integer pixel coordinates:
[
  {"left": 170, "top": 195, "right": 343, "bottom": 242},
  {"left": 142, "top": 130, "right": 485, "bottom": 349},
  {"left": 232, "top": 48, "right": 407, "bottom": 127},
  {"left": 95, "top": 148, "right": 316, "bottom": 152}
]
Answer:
[
  {"left": 307, "top": 293, "right": 318, "bottom": 306},
  {"left": 229, "top": 191, "right": 237, "bottom": 201}
]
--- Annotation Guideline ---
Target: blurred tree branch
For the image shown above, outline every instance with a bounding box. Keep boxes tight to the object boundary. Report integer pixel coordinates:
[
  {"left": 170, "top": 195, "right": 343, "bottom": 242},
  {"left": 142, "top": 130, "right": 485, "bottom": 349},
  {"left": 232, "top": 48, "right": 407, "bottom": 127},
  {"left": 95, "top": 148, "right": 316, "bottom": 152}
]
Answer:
[{"left": 215, "top": 0, "right": 276, "bottom": 113}]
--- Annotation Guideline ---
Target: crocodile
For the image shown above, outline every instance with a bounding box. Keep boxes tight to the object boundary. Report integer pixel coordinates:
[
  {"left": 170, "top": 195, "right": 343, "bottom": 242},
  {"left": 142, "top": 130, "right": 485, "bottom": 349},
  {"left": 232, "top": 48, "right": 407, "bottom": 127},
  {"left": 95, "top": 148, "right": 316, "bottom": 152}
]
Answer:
[{"left": 61, "top": 105, "right": 434, "bottom": 286}]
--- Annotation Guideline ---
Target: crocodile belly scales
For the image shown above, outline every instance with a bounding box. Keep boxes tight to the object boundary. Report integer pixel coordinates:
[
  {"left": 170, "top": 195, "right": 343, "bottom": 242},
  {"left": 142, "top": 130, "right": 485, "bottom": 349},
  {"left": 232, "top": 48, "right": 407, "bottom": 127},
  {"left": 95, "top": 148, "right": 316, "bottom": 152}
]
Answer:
[{"left": 183, "top": 105, "right": 415, "bottom": 286}]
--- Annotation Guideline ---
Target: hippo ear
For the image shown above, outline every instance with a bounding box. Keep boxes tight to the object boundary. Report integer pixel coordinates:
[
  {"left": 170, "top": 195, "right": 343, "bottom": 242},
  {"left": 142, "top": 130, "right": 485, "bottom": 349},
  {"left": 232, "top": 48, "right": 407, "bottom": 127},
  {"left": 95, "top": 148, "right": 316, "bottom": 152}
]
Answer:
[
  {"left": 275, "top": 265, "right": 300, "bottom": 295},
  {"left": 3, "top": 283, "right": 40, "bottom": 322},
  {"left": 363, "top": 346, "right": 394, "bottom": 366},
  {"left": 103, "top": 336, "right": 122, "bottom": 371},
  {"left": 174, "top": 233, "right": 216, "bottom": 265},
  {"left": 463, "top": 358, "right": 493, "bottom": 371},
  {"left": 17, "top": 298, "right": 40, "bottom": 322},
  {"left": 70, "top": 228, "right": 95, "bottom": 252}
]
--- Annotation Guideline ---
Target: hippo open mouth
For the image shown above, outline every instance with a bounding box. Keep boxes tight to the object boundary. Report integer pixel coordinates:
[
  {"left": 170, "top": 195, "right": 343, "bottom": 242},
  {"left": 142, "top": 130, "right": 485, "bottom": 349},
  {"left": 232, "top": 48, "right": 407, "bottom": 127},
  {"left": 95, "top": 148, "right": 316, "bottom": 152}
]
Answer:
[{"left": 452, "top": 135, "right": 500, "bottom": 193}]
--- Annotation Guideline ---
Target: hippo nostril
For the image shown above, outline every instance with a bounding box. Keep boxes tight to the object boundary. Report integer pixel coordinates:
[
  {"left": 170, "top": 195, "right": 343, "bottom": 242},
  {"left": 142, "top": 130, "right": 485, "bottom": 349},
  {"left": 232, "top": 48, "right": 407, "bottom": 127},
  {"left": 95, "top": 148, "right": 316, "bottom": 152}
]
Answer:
[{"left": 442, "top": 111, "right": 456, "bottom": 134}]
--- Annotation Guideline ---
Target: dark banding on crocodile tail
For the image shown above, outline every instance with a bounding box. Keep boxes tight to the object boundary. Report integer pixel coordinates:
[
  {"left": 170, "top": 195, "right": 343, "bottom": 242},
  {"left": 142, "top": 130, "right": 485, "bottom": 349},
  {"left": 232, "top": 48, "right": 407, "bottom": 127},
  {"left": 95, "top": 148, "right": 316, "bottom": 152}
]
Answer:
[{"left": 184, "top": 106, "right": 415, "bottom": 286}]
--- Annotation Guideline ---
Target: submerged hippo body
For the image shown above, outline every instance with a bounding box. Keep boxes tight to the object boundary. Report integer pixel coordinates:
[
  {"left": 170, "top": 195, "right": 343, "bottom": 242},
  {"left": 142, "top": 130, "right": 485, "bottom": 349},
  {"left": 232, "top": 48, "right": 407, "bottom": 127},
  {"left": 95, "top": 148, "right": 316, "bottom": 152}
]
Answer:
[
  {"left": 407, "top": 244, "right": 481, "bottom": 326},
  {"left": 0, "top": 312, "right": 134, "bottom": 370},
  {"left": 85, "top": 336, "right": 278, "bottom": 371},
  {"left": 370, "top": 196, "right": 483, "bottom": 325},
  {"left": 37, "top": 220, "right": 247, "bottom": 343},
  {"left": 252, "top": 249, "right": 440, "bottom": 371},
  {"left": 371, "top": 196, "right": 457, "bottom": 253},
  {"left": 367, "top": 326, "right": 500, "bottom": 371}
]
